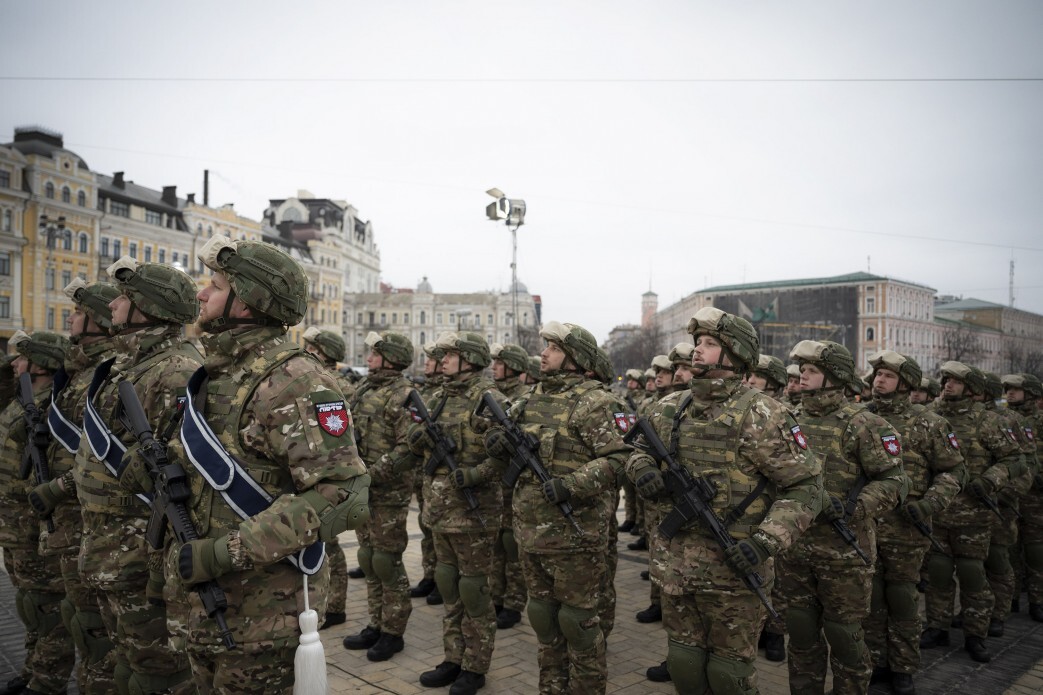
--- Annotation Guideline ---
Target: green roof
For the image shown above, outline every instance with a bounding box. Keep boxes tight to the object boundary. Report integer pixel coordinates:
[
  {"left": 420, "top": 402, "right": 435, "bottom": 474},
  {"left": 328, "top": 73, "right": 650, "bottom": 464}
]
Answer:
[{"left": 699, "top": 272, "right": 934, "bottom": 293}]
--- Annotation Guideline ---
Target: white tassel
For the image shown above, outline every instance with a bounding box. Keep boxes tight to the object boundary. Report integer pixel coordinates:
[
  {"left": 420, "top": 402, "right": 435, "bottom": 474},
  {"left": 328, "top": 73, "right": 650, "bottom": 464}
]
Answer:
[{"left": 294, "top": 574, "right": 328, "bottom": 695}]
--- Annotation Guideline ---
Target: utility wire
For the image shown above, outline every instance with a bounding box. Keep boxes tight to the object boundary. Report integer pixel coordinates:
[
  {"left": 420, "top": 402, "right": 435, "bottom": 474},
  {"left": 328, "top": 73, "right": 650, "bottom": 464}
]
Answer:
[{"left": 4, "top": 76, "right": 1043, "bottom": 84}]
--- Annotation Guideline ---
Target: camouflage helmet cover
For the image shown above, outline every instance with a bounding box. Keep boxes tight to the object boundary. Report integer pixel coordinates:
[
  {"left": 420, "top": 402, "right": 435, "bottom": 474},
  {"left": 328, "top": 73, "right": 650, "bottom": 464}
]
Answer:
[
  {"left": 302, "top": 326, "right": 347, "bottom": 363},
  {"left": 107, "top": 256, "right": 199, "bottom": 324},
  {"left": 526, "top": 355, "right": 542, "bottom": 382},
  {"left": 625, "top": 368, "right": 645, "bottom": 382},
  {"left": 540, "top": 321, "right": 601, "bottom": 373},
  {"left": 867, "top": 350, "right": 923, "bottom": 391},
  {"left": 922, "top": 377, "right": 941, "bottom": 397},
  {"left": 364, "top": 330, "right": 415, "bottom": 368},
  {"left": 63, "top": 277, "right": 120, "bottom": 329},
  {"left": 441, "top": 331, "right": 491, "bottom": 368},
  {"left": 644, "top": 368, "right": 656, "bottom": 380},
  {"left": 491, "top": 342, "right": 530, "bottom": 374},
  {"left": 786, "top": 363, "right": 801, "bottom": 379},
  {"left": 591, "top": 346, "right": 614, "bottom": 384},
  {"left": 753, "top": 354, "right": 788, "bottom": 389},
  {"left": 686, "top": 307, "right": 759, "bottom": 372},
  {"left": 650, "top": 354, "right": 673, "bottom": 372},
  {"left": 10, "top": 329, "right": 69, "bottom": 371},
  {"left": 790, "top": 340, "right": 856, "bottom": 388},
  {"left": 938, "top": 361, "right": 985, "bottom": 395},
  {"left": 198, "top": 235, "right": 308, "bottom": 326},
  {"left": 668, "top": 342, "right": 696, "bottom": 367},
  {"left": 982, "top": 371, "right": 1004, "bottom": 399},
  {"left": 1002, "top": 373, "right": 1043, "bottom": 400}
]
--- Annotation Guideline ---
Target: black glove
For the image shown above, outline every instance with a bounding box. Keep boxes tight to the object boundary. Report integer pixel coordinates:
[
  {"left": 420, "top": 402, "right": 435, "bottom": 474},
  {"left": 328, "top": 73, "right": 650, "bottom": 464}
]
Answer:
[
  {"left": 543, "top": 478, "right": 572, "bottom": 504},
  {"left": 821, "top": 494, "right": 846, "bottom": 522},
  {"left": 723, "top": 538, "right": 772, "bottom": 576}
]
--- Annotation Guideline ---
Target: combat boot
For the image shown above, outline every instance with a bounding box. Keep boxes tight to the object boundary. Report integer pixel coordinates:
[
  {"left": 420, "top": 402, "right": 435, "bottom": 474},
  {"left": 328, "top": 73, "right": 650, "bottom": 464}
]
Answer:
[
  {"left": 919, "top": 627, "right": 950, "bottom": 648},
  {"left": 321, "top": 611, "right": 346, "bottom": 630},
  {"left": 347, "top": 566, "right": 365, "bottom": 579},
  {"left": 964, "top": 636, "right": 991, "bottom": 663},
  {"left": 1030, "top": 603, "right": 1043, "bottom": 622},
  {"left": 647, "top": 661, "right": 671, "bottom": 682},
  {"left": 636, "top": 603, "right": 662, "bottom": 623},
  {"left": 618, "top": 519, "right": 636, "bottom": 533},
  {"left": 640, "top": 570, "right": 650, "bottom": 581},
  {"left": 627, "top": 536, "right": 648, "bottom": 551},
  {"left": 763, "top": 633, "right": 785, "bottom": 662},
  {"left": 420, "top": 661, "right": 461, "bottom": 687},
  {"left": 1011, "top": 598, "right": 1020, "bottom": 613},
  {"left": 987, "top": 618, "right": 1004, "bottom": 637},
  {"left": 891, "top": 672, "right": 916, "bottom": 695},
  {"left": 343, "top": 625, "right": 381, "bottom": 650},
  {"left": 950, "top": 612, "right": 963, "bottom": 629},
  {"left": 448, "top": 670, "right": 486, "bottom": 695},
  {"left": 367, "top": 633, "right": 404, "bottom": 662},
  {"left": 427, "top": 586, "right": 444, "bottom": 605},
  {"left": 0, "top": 678, "right": 27, "bottom": 695},
  {"left": 870, "top": 665, "right": 893, "bottom": 684},
  {"left": 496, "top": 608, "right": 522, "bottom": 629},
  {"left": 410, "top": 576, "right": 436, "bottom": 598}
]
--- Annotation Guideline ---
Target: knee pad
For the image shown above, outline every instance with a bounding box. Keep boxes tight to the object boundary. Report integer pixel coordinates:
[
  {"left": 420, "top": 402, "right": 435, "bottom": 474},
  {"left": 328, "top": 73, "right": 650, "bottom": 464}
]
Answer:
[
  {"left": 458, "top": 574, "right": 492, "bottom": 618},
  {"left": 786, "top": 605, "right": 822, "bottom": 650},
  {"left": 870, "top": 572, "right": 886, "bottom": 614},
  {"left": 955, "top": 556, "right": 987, "bottom": 592},
  {"left": 985, "top": 543, "right": 1011, "bottom": 575},
  {"left": 371, "top": 550, "right": 404, "bottom": 585},
  {"left": 527, "top": 598, "right": 560, "bottom": 645},
  {"left": 60, "top": 596, "right": 76, "bottom": 635},
  {"left": 74, "top": 608, "right": 114, "bottom": 664},
  {"left": 434, "top": 562, "right": 460, "bottom": 604},
  {"left": 113, "top": 660, "right": 132, "bottom": 695},
  {"left": 1025, "top": 543, "right": 1043, "bottom": 571},
  {"left": 928, "top": 552, "right": 955, "bottom": 588},
  {"left": 14, "top": 588, "right": 30, "bottom": 628},
  {"left": 127, "top": 669, "right": 190, "bottom": 695},
  {"left": 822, "top": 620, "right": 866, "bottom": 668},
  {"left": 501, "top": 528, "right": 519, "bottom": 562},
  {"left": 20, "top": 590, "right": 63, "bottom": 633},
  {"left": 667, "top": 639, "right": 708, "bottom": 695},
  {"left": 884, "top": 581, "right": 919, "bottom": 617},
  {"left": 706, "top": 653, "right": 756, "bottom": 695},
  {"left": 357, "top": 544, "right": 374, "bottom": 578},
  {"left": 558, "top": 604, "right": 600, "bottom": 652}
]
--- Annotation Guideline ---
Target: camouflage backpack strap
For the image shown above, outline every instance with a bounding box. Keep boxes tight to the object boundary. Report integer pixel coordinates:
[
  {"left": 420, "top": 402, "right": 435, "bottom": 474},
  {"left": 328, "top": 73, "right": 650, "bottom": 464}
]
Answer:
[
  {"left": 180, "top": 362, "right": 325, "bottom": 576},
  {"left": 667, "top": 393, "right": 694, "bottom": 458},
  {"left": 715, "top": 387, "right": 770, "bottom": 526},
  {"left": 430, "top": 392, "right": 450, "bottom": 422},
  {"left": 47, "top": 366, "right": 81, "bottom": 454}
]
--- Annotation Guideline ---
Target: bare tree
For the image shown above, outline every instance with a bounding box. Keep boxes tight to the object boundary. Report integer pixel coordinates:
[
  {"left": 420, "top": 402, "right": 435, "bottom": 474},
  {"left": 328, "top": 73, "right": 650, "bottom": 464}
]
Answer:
[
  {"left": 607, "top": 323, "right": 664, "bottom": 377},
  {"left": 942, "top": 324, "right": 982, "bottom": 363}
]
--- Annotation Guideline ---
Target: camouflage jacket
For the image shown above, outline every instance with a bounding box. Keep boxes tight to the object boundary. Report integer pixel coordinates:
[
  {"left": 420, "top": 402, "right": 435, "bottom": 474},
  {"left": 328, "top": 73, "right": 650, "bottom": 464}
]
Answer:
[
  {"left": 507, "top": 371, "right": 631, "bottom": 554},
  {"left": 1009, "top": 400, "right": 1042, "bottom": 491},
  {"left": 496, "top": 376, "right": 529, "bottom": 404},
  {"left": 0, "top": 379, "right": 51, "bottom": 551},
  {"left": 416, "top": 371, "right": 505, "bottom": 533},
  {"left": 350, "top": 368, "right": 416, "bottom": 506},
  {"left": 985, "top": 400, "right": 1035, "bottom": 498}
]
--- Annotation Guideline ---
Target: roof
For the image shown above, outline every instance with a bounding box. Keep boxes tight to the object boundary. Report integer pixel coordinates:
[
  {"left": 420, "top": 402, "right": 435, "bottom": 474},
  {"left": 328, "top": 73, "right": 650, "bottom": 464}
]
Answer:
[
  {"left": 934, "top": 298, "right": 1006, "bottom": 312},
  {"left": 698, "top": 271, "right": 935, "bottom": 293},
  {"left": 8, "top": 127, "right": 90, "bottom": 170},
  {"left": 96, "top": 173, "right": 184, "bottom": 214}
]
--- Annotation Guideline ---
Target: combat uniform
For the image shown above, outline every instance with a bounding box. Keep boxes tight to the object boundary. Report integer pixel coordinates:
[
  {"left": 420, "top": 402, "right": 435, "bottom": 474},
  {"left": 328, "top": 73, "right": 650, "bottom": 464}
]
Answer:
[{"left": 1004, "top": 375, "right": 1043, "bottom": 620}]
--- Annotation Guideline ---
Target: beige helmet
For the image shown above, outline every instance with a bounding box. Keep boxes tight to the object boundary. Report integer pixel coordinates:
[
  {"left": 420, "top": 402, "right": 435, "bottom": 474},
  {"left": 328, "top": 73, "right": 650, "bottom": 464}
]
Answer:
[
  {"left": 789, "top": 340, "right": 856, "bottom": 391},
  {"left": 686, "top": 307, "right": 759, "bottom": 374},
  {"left": 364, "top": 330, "right": 415, "bottom": 369},
  {"left": 650, "top": 354, "right": 673, "bottom": 372},
  {"left": 938, "top": 361, "right": 985, "bottom": 396},
  {"left": 625, "top": 368, "right": 645, "bottom": 382},
  {"left": 752, "top": 354, "right": 788, "bottom": 390},
  {"left": 668, "top": 343, "right": 696, "bottom": 368},
  {"left": 302, "top": 326, "right": 347, "bottom": 364},
  {"left": 540, "top": 321, "right": 601, "bottom": 373},
  {"left": 867, "top": 350, "right": 923, "bottom": 391}
]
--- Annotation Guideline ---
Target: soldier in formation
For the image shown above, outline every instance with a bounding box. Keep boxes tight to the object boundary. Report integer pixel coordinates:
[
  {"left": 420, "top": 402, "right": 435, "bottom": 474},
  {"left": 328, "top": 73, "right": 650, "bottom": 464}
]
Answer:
[{"left": 1003, "top": 373, "right": 1043, "bottom": 621}]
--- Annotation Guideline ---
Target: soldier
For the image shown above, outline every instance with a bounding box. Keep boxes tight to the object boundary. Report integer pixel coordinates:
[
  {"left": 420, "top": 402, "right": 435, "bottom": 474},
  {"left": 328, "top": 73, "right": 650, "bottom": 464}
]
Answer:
[
  {"left": 784, "top": 363, "right": 803, "bottom": 409},
  {"left": 626, "top": 310, "right": 821, "bottom": 693},
  {"left": 71, "top": 257, "right": 201, "bottom": 695},
  {"left": 862, "top": 351, "right": 965, "bottom": 695},
  {"left": 408, "top": 338, "right": 449, "bottom": 605},
  {"left": 485, "top": 321, "right": 630, "bottom": 694},
  {"left": 781, "top": 339, "right": 907, "bottom": 695},
  {"left": 0, "top": 330, "right": 74, "bottom": 695},
  {"left": 488, "top": 342, "right": 531, "bottom": 630},
  {"left": 911, "top": 378, "right": 941, "bottom": 408},
  {"left": 618, "top": 368, "right": 647, "bottom": 535},
  {"left": 522, "top": 356, "right": 542, "bottom": 386},
  {"left": 341, "top": 331, "right": 417, "bottom": 661},
  {"left": 629, "top": 355, "right": 676, "bottom": 555},
  {"left": 159, "top": 236, "right": 370, "bottom": 692},
  {"left": 920, "top": 361, "right": 1025, "bottom": 663},
  {"left": 407, "top": 331, "right": 504, "bottom": 695},
  {"left": 744, "top": 354, "right": 788, "bottom": 400},
  {"left": 1003, "top": 373, "right": 1043, "bottom": 621},
  {"left": 26, "top": 281, "right": 120, "bottom": 695},
  {"left": 301, "top": 326, "right": 352, "bottom": 630}
]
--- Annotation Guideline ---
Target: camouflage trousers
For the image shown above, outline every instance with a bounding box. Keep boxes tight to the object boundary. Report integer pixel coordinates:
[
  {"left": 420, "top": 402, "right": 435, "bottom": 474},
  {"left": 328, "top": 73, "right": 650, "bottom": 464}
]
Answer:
[
  {"left": 765, "top": 561, "right": 789, "bottom": 637},
  {"left": 988, "top": 505, "right": 1020, "bottom": 622},
  {"left": 598, "top": 508, "right": 618, "bottom": 638},
  {"left": 99, "top": 583, "right": 190, "bottom": 693},
  {"left": 622, "top": 478, "right": 637, "bottom": 523},
  {"left": 58, "top": 548, "right": 116, "bottom": 695},
  {"left": 491, "top": 526, "right": 526, "bottom": 612},
  {"left": 325, "top": 540, "right": 347, "bottom": 615},
  {"left": 646, "top": 506, "right": 662, "bottom": 607},
  {"left": 357, "top": 505, "right": 412, "bottom": 636},
  {"left": 415, "top": 486, "right": 436, "bottom": 580},
  {"left": 925, "top": 518, "right": 993, "bottom": 638},
  {"left": 8, "top": 543, "right": 75, "bottom": 694},
  {"left": 865, "top": 513, "right": 930, "bottom": 676},
  {"left": 188, "top": 643, "right": 297, "bottom": 695},
  {"left": 433, "top": 530, "right": 498, "bottom": 673},
  {"left": 1019, "top": 491, "right": 1043, "bottom": 604},
  {"left": 778, "top": 543, "right": 873, "bottom": 695},
  {"left": 521, "top": 549, "right": 606, "bottom": 695}
]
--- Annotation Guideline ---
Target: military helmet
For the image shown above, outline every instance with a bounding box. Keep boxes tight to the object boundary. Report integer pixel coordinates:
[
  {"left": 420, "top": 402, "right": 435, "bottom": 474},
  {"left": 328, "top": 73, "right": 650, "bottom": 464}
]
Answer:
[
  {"left": 922, "top": 377, "right": 941, "bottom": 398},
  {"left": 198, "top": 235, "right": 308, "bottom": 326},
  {"left": 753, "top": 354, "right": 788, "bottom": 390},
  {"left": 668, "top": 343, "right": 696, "bottom": 367},
  {"left": 364, "top": 330, "right": 415, "bottom": 369},
  {"left": 422, "top": 335, "right": 448, "bottom": 361},
  {"left": 686, "top": 307, "right": 759, "bottom": 373},
  {"left": 786, "top": 363, "right": 801, "bottom": 379},
  {"left": 790, "top": 340, "right": 855, "bottom": 388},
  {"left": 644, "top": 367, "right": 656, "bottom": 380},
  {"left": 983, "top": 371, "right": 1004, "bottom": 399},
  {"left": 589, "top": 346, "right": 614, "bottom": 384},
  {"left": 650, "top": 354, "right": 673, "bottom": 372},
  {"left": 1001, "top": 373, "right": 1043, "bottom": 401},
  {"left": 107, "top": 256, "right": 198, "bottom": 324},
  {"left": 526, "top": 356, "right": 542, "bottom": 382},
  {"left": 441, "top": 331, "right": 491, "bottom": 368},
  {"left": 63, "top": 278, "right": 120, "bottom": 330},
  {"left": 491, "top": 343, "right": 530, "bottom": 374},
  {"left": 938, "top": 361, "right": 985, "bottom": 396},
  {"left": 867, "top": 350, "right": 923, "bottom": 391},
  {"left": 540, "top": 321, "right": 601, "bottom": 373},
  {"left": 10, "top": 330, "right": 69, "bottom": 371},
  {"left": 302, "top": 326, "right": 347, "bottom": 363},
  {"left": 625, "top": 368, "right": 645, "bottom": 383}
]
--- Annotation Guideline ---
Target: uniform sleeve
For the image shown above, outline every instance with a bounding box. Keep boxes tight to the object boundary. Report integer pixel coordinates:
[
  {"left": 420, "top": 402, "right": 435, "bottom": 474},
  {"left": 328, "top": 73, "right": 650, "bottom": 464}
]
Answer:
[
  {"left": 471, "top": 387, "right": 509, "bottom": 484},
  {"left": 848, "top": 413, "right": 908, "bottom": 518},
  {"left": 979, "top": 409, "right": 1027, "bottom": 489},
  {"left": 563, "top": 391, "right": 631, "bottom": 499},
  {"left": 741, "top": 400, "right": 822, "bottom": 553},
  {"left": 366, "top": 382, "right": 420, "bottom": 484},
  {"left": 922, "top": 413, "right": 966, "bottom": 513}
]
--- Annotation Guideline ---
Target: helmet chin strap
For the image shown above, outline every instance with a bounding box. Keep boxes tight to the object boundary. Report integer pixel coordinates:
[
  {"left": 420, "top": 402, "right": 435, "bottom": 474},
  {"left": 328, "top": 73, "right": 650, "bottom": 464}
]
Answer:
[
  {"left": 692, "top": 347, "right": 739, "bottom": 376},
  {"left": 111, "top": 302, "right": 158, "bottom": 335},
  {"left": 202, "top": 287, "right": 278, "bottom": 332}
]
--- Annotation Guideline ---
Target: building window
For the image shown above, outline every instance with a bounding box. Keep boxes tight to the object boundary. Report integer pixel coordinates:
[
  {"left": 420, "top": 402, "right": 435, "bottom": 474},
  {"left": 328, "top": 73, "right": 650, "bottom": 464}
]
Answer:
[
  {"left": 207, "top": 225, "right": 212, "bottom": 237},
  {"left": 77, "top": 190, "right": 86, "bottom": 207},
  {"left": 392, "top": 312, "right": 398, "bottom": 324},
  {"left": 0, "top": 170, "right": 9, "bottom": 188},
  {"left": 46, "top": 267, "right": 56, "bottom": 290},
  {"left": 357, "top": 312, "right": 363, "bottom": 324},
  {"left": 158, "top": 249, "right": 166, "bottom": 263},
  {"left": 487, "top": 313, "right": 493, "bottom": 325},
  {"left": 0, "top": 297, "right": 9, "bottom": 319},
  {"left": 0, "top": 252, "right": 9, "bottom": 275},
  {"left": 436, "top": 312, "right": 442, "bottom": 325},
  {"left": 61, "top": 309, "right": 70, "bottom": 327},
  {"left": 112, "top": 240, "right": 121, "bottom": 258},
  {"left": 404, "top": 312, "right": 410, "bottom": 324},
  {"left": 420, "top": 310, "right": 426, "bottom": 325},
  {"left": 129, "top": 242, "right": 137, "bottom": 258},
  {"left": 380, "top": 312, "right": 387, "bottom": 324},
  {"left": 866, "top": 327, "right": 875, "bottom": 341},
  {"left": 420, "top": 331, "right": 426, "bottom": 345},
  {"left": 145, "top": 209, "right": 163, "bottom": 226},
  {"left": 448, "top": 313, "right": 456, "bottom": 325},
  {"left": 61, "top": 270, "right": 71, "bottom": 288},
  {"left": 78, "top": 233, "right": 88, "bottom": 253},
  {"left": 45, "top": 182, "right": 55, "bottom": 199},
  {"left": 2, "top": 209, "right": 11, "bottom": 232},
  {"left": 110, "top": 200, "right": 129, "bottom": 217},
  {"left": 143, "top": 247, "right": 152, "bottom": 262},
  {"left": 62, "top": 233, "right": 71, "bottom": 250},
  {"left": 474, "top": 314, "right": 481, "bottom": 327},
  {"left": 61, "top": 186, "right": 70, "bottom": 203},
  {"left": 47, "top": 307, "right": 54, "bottom": 329},
  {"left": 172, "top": 251, "right": 179, "bottom": 264}
]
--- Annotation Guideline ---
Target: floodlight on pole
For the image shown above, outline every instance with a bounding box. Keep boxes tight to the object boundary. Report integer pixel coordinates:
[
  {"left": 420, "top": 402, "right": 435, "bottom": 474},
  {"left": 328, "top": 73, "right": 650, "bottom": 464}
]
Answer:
[{"left": 486, "top": 188, "right": 526, "bottom": 343}]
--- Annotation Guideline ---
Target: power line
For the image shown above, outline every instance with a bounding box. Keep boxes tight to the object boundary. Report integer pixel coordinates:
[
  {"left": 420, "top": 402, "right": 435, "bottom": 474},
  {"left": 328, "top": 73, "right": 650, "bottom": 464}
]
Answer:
[{"left": 4, "top": 76, "right": 1043, "bottom": 84}]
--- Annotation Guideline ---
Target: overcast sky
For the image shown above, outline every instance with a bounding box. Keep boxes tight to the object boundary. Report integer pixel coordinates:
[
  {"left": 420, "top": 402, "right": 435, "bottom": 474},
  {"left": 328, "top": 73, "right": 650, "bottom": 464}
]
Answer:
[{"left": 3, "top": 1, "right": 1041, "bottom": 342}]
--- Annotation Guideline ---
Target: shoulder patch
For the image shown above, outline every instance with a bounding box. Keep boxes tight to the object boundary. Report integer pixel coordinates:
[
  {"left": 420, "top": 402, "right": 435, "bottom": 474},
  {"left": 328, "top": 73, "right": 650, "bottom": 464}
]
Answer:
[
  {"left": 791, "top": 424, "right": 808, "bottom": 450},
  {"left": 946, "top": 432, "right": 960, "bottom": 450},
  {"left": 881, "top": 432, "right": 902, "bottom": 456},
  {"left": 613, "top": 412, "right": 631, "bottom": 433},
  {"left": 1005, "top": 427, "right": 1018, "bottom": 443},
  {"left": 1024, "top": 427, "right": 1034, "bottom": 442},
  {"left": 311, "top": 389, "right": 350, "bottom": 438}
]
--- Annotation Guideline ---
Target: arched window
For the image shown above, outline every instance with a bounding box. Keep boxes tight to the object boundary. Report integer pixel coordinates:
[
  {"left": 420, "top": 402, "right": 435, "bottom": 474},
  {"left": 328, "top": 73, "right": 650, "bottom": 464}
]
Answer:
[
  {"left": 45, "top": 182, "right": 55, "bottom": 199},
  {"left": 77, "top": 190, "right": 86, "bottom": 207},
  {"left": 420, "top": 331, "right": 426, "bottom": 346},
  {"left": 866, "top": 327, "right": 875, "bottom": 341},
  {"left": 78, "top": 233, "right": 88, "bottom": 253},
  {"left": 62, "top": 232, "right": 72, "bottom": 250},
  {"left": 61, "top": 186, "right": 71, "bottom": 203}
]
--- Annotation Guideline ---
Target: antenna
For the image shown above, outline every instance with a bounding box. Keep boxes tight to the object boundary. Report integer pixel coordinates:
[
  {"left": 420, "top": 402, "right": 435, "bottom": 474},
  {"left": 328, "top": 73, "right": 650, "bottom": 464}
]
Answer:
[{"left": 1009, "top": 252, "right": 1015, "bottom": 307}]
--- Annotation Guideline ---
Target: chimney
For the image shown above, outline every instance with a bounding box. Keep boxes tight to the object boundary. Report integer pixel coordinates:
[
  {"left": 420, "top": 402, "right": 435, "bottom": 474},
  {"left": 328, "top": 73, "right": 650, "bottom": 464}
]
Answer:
[
  {"left": 162, "top": 185, "right": 177, "bottom": 206},
  {"left": 113, "top": 171, "right": 125, "bottom": 188},
  {"left": 203, "top": 169, "right": 209, "bottom": 206},
  {"left": 186, "top": 193, "right": 195, "bottom": 204}
]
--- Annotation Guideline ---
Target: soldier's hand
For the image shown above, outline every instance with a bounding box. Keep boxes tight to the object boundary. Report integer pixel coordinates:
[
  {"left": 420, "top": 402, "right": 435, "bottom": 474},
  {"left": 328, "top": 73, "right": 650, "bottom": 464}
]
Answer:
[
  {"left": 628, "top": 455, "right": 665, "bottom": 499},
  {"left": 406, "top": 424, "right": 432, "bottom": 456},
  {"left": 968, "top": 476, "right": 996, "bottom": 500},
  {"left": 178, "top": 536, "right": 233, "bottom": 586},
  {"left": 820, "top": 494, "right": 847, "bottom": 522},
  {"left": 723, "top": 538, "right": 771, "bottom": 576},
  {"left": 391, "top": 453, "right": 418, "bottom": 476},
  {"left": 902, "top": 498, "right": 934, "bottom": 524},
  {"left": 483, "top": 427, "right": 514, "bottom": 460},
  {"left": 543, "top": 478, "right": 572, "bottom": 505},
  {"left": 119, "top": 452, "right": 155, "bottom": 496},
  {"left": 997, "top": 484, "right": 1020, "bottom": 509},
  {"left": 451, "top": 467, "right": 482, "bottom": 489},
  {"left": 28, "top": 478, "right": 67, "bottom": 518}
]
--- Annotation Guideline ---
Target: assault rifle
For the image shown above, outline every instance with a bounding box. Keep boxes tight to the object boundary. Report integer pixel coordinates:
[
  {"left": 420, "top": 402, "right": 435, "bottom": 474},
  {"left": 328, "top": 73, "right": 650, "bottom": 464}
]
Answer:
[
  {"left": 118, "top": 381, "right": 236, "bottom": 650},
  {"left": 403, "top": 389, "right": 485, "bottom": 528},
  {"left": 911, "top": 519, "right": 946, "bottom": 555},
  {"left": 829, "top": 475, "right": 872, "bottom": 566},
  {"left": 476, "top": 392, "right": 583, "bottom": 535},
  {"left": 972, "top": 483, "right": 1018, "bottom": 521},
  {"left": 623, "top": 416, "right": 778, "bottom": 619},
  {"left": 18, "top": 372, "right": 55, "bottom": 532}
]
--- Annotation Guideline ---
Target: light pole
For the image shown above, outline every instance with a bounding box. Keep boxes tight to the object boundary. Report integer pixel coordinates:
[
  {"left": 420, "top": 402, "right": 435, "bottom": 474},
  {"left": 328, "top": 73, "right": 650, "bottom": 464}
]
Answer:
[
  {"left": 486, "top": 188, "right": 526, "bottom": 345},
  {"left": 39, "top": 214, "right": 70, "bottom": 329}
]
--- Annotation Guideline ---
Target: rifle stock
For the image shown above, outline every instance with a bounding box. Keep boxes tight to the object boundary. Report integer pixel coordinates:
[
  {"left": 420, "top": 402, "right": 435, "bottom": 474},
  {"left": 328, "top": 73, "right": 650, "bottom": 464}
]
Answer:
[{"left": 19, "top": 372, "right": 54, "bottom": 532}]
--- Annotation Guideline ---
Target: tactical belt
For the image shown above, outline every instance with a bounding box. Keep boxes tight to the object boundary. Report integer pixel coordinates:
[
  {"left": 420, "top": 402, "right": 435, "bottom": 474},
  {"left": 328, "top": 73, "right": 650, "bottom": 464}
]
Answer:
[
  {"left": 48, "top": 367, "right": 81, "bottom": 454},
  {"left": 181, "top": 366, "right": 325, "bottom": 576},
  {"left": 83, "top": 358, "right": 150, "bottom": 507}
]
